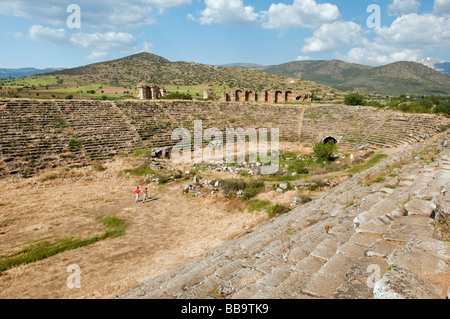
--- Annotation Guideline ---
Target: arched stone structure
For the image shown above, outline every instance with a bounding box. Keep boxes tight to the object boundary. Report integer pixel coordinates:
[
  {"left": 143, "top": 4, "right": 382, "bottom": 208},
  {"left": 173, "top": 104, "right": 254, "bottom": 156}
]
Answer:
[
  {"left": 322, "top": 136, "right": 340, "bottom": 144},
  {"left": 138, "top": 84, "right": 166, "bottom": 100}
]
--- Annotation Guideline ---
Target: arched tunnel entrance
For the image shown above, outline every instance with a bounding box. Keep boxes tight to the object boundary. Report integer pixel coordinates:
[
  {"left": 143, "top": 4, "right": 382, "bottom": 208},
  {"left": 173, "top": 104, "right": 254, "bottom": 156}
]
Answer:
[{"left": 322, "top": 136, "right": 339, "bottom": 145}]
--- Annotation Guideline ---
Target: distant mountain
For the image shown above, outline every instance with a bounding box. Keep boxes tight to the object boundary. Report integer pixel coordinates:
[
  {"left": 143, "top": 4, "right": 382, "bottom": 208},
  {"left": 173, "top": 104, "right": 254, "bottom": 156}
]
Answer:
[
  {"left": 49, "top": 52, "right": 335, "bottom": 93},
  {"left": 256, "top": 60, "right": 450, "bottom": 96},
  {"left": 0, "top": 67, "right": 65, "bottom": 79},
  {"left": 219, "top": 63, "right": 264, "bottom": 70},
  {"left": 435, "top": 62, "right": 450, "bottom": 75},
  {"left": 419, "top": 57, "right": 450, "bottom": 75}
]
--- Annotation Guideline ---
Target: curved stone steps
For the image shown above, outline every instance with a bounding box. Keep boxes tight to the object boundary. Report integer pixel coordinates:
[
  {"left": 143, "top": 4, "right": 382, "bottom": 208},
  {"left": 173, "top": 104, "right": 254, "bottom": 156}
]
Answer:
[{"left": 114, "top": 133, "right": 450, "bottom": 299}]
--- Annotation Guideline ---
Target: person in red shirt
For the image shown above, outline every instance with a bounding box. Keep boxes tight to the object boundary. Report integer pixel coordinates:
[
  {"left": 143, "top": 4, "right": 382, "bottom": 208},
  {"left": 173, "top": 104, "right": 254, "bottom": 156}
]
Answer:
[{"left": 135, "top": 187, "right": 140, "bottom": 203}]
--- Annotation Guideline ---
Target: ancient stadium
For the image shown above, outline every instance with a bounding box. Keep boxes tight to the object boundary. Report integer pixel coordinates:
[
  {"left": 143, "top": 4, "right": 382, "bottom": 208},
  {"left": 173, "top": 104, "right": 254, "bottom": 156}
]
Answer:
[{"left": 0, "top": 92, "right": 449, "bottom": 299}]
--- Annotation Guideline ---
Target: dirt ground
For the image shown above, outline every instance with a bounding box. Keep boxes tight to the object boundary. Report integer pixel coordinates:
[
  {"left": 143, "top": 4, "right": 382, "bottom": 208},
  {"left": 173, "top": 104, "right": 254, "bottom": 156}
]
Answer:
[{"left": 0, "top": 166, "right": 269, "bottom": 299}]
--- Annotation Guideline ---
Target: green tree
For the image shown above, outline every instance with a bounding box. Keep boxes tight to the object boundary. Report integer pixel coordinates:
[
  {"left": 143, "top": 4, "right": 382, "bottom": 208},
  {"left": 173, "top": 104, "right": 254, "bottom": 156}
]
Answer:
[
  {"left": 344, "top": 93, "right": 366, "bottom": 106},
  {"left": 313, "top": 140, "right": 338, "bottom": 163}
]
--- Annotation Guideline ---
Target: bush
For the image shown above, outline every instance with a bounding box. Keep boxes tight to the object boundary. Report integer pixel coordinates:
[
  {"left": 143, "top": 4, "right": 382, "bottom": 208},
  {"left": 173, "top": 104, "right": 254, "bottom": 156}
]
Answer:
[
  {"left": 287, "top": 160, "right": 309, "bottom": 175},
  {"left": 344, "top": 93, "right": 365, "bottom": 106},
  {"left": 220, "top": 179, "right": 265, "bottom": 200},
  {"left": 163, "top": 93, "right": 193, "bottom": 100},
  {"left": 434, "top": 102, "right": 450, "bottom": 116},
  {"left": 65, "top": 95, "right": 73, "bottom": 100},
  {"left": 68, "top": 139, "right": 83, "bottom": 151},
  {"left": 365, "top": 101, "right": 383, "bottom": 108},
  {"left": 268, "top": 204, "right": 290, "bottom": 218},
  {"left": 313, "top": 140, "right": 338, "bottom": 163}
]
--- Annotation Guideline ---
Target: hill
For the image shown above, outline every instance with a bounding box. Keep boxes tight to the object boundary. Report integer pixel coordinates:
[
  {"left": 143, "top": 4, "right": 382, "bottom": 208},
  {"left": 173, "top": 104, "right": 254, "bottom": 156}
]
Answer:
[
  {"left": 257, "top": 60, "right": 450, "bottom": 96},
  {"left": 49, "top": 52, "right": 334, "bottom": 94}
]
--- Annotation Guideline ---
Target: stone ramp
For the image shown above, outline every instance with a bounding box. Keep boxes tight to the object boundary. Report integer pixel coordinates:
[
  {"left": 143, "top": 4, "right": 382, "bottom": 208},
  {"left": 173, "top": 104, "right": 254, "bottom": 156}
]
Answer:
[{"left": 115, "top": 133, "right": 450, "bottom": 299}]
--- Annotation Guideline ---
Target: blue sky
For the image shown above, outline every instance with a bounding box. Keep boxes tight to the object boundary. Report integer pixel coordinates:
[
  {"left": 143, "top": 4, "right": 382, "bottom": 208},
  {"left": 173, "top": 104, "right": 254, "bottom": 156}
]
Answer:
[{"left": 0, "top": 0, "right": 449, "bottom": 69}]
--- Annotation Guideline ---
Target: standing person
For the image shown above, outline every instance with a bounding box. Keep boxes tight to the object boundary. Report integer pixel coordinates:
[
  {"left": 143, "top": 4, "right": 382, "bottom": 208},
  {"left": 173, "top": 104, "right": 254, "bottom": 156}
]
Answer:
[
  {"left": 135, "top": 186, "right": 140, "bottom": 203},
  {"left": 143, "top": 187, "right": 149, "bottom": 202}
]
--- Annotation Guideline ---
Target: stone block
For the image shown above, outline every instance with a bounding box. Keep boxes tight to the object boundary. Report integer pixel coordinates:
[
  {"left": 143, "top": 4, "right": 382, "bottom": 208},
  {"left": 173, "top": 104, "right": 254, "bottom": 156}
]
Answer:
[
  {"left": 365, "top": 239, "right": 399, "bottom": 258},
  {"left": 301, "top": 272, "right": 344, "bottom": 298},
  {"left": 333, "top": 278, "right": 374, "bottom": 299},
  {"left": 374, "top": 267, "right": 443, "bottom": 299}
]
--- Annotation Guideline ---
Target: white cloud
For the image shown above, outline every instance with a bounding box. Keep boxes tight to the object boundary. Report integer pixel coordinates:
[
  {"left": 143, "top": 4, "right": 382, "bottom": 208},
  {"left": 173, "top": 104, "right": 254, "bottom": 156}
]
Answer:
[
  {"left": 143, "top": 41, "right": 153, "bottom": 53},
  {"left": 335, "top": 12, "right": 450, "bottom": 65},
  {"left": 388, "top": 0, "right": 420, "bottom": 16},
  {"left": 434, "top": 0, "right": 450, "bottom": 16},
  {"left": 198, "top": 0, "right": 259, "bottom": 26},
  {"left": 28, "top": 25, "right": 68, "bottom": 45},
  {"left": 339, "top": 40, "right": 422, "bottom": 65},
  {"left": 261, "top": 0, "right": 340, "bottom": 30},
  {"left": 296, "top": 55, "right": 311, "bottom": 61},
  {"left": 70, "top": 32, "right": 137, "bottom": 52},
  {"left": 87, "top": 51, "right": 110, "bottom": 61},
  {"left": 28, "top": 25, "right": 137, "bottom": 60},
  {"left": 375, "top": 13, "right": 450, "bottom": 49},
  {"left": 302, "top": 21, "right": 362, "bottom": 53},
  {"left": 0, "top": 0, "right": 191, "bottom": 31}
]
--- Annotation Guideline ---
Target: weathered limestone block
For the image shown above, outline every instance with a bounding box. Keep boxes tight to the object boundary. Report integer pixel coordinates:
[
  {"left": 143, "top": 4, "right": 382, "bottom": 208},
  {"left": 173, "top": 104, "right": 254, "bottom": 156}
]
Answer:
[{"left": 373, "top": 267, "right": 443, "bottom": 299}]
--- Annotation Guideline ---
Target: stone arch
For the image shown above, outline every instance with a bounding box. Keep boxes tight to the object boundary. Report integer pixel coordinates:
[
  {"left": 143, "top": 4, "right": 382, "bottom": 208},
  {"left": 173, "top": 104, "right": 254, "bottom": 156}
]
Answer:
[
  {"left": 275, "top": 91, "right": 283, "bottom": 103},
  {"left": 245, "top": 90, "right": 256, "bottom": 102},
  {"left": 285, "top": 91, "right": 293, "bottom": 102},
  {"left": 145, "top": 86, "right": 152, "bottom": 99},
  {"left": 322, "top": 136, "right": 339, "bottom": 144},
  {"left": 235, "top": 90, "right": 243, "bottom": 102}
]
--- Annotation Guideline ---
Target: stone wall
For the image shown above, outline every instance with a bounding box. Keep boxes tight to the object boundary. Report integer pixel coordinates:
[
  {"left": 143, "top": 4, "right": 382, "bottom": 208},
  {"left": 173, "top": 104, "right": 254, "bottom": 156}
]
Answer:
[
  {"left": 220, "top": 89, "right": 313, "bottom": 103},
  {"left": 0, "top": 99, "right": 447, "bottom": 178}
]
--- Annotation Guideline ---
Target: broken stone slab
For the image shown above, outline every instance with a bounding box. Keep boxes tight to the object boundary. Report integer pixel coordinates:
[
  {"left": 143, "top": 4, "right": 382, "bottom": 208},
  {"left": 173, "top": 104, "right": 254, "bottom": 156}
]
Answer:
[
  {"left": 403, "top": 235, "right": 450, "bottom": 263},
  {"left": 365, "top": 239, "right": 399, "bottom": 258},
  {"left": 405, "top": 197, "right": 434, "bottom": 217},
  {"left": 387, "top": 244, "right": 449, "bottom": 276},
  {"left": 345, "top": 257, "right": 388, "bottom": 281},
  {"left": 383, "top": 217, "right": 435, "bottom": 243},
  {"left": 332, "top": 278, "right": 374, "bottom": 299},
  {"left": 373, "top": 267, "right": 443, "bottom": 299}
]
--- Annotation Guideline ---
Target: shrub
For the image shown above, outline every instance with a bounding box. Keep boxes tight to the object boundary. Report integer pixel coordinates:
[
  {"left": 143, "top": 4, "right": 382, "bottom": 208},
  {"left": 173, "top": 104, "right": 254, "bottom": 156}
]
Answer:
[
  {"left": 288, "top": 160, "right": 309, "bottom": 175},
  {"left": 220, "top": 179, "right": 265, "bottom": 200},
  {"left": 344, "top": 93, "right": 365, "bottom": 106},
  {"left": 313, "top": 140, "right": 338, "bottom": 163},
  {"left": 433, "top": 102, "right": 450, "bottom": 116},
  {"left": 365, "top": 101, "right": 383, "bottom": 108},
  {"left": 92, "top": 163, "right": 106, "bottom": 172},
  {"left": 163, "top": 93, "right": 193, "bottom": 100},
  {"left": 65, "top": 94, "right": 73, "bottom": 100},
  {"left": 68, "top": 139, "right": 83, "bottom": 151},
  {"left": 268, "top": 204, "right": 290, "bottom": 218}
]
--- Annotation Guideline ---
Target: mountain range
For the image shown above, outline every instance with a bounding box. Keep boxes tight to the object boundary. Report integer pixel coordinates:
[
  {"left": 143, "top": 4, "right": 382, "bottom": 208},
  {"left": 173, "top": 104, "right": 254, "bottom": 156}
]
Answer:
[
  {"left": 3, "top": 52, "right": 450, "bottom": 96},
  {"left": 0, "top": 67, "right": 65, "bottom": 79},
  {"left": 255, "top": 59, "right": 450, "bottom": 96}
]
